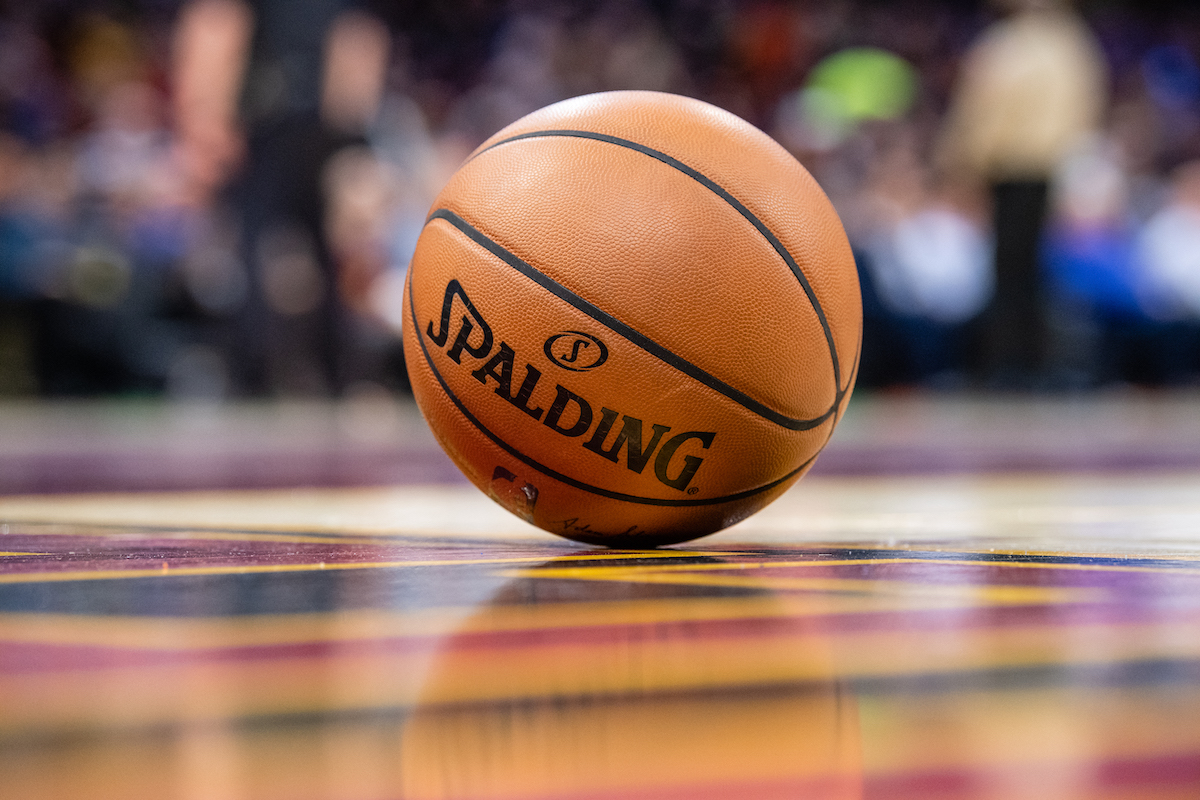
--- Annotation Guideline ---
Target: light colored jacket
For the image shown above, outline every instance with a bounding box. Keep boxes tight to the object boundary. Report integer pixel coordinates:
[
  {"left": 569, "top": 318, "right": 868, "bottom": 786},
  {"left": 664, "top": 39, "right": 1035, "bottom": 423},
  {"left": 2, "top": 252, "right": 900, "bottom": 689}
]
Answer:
[{"left": 939, "top": 8, "right": 1108, "bottom": 181}]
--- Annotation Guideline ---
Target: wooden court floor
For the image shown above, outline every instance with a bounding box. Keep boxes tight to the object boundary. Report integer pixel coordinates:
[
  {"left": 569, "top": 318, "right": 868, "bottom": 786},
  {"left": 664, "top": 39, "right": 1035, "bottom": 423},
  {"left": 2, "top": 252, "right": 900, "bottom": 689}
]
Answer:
[{"left": 2, "top": 393, "right": 1200, "bottom": 799}]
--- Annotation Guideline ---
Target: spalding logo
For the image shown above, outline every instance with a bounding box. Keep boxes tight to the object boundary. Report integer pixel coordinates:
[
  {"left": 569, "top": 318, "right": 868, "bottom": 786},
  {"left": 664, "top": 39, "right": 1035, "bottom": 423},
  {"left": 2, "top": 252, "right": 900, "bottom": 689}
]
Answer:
[
  {"left": 544, "top": 331, "right": 608, "bottom": 371},
  {"left": 425, "top": 279, "right": 715, "bottom": 492}
]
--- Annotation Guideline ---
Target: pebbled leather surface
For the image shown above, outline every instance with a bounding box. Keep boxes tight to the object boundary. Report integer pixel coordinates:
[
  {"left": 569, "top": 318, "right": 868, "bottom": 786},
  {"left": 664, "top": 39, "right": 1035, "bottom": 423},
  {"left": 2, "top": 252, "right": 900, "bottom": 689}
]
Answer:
[
  {"left": 468, "top": 91, "right": 862, "bottom": 408},
  {"left": 403, "top": 91, "right": 861, "bottom": 546}
]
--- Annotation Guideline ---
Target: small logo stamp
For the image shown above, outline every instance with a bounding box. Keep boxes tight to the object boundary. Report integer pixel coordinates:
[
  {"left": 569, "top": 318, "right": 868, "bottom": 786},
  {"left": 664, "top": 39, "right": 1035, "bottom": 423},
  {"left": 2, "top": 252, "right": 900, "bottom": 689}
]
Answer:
[{"left": 543, "top": 331, "right": 608, "bottom": 371}]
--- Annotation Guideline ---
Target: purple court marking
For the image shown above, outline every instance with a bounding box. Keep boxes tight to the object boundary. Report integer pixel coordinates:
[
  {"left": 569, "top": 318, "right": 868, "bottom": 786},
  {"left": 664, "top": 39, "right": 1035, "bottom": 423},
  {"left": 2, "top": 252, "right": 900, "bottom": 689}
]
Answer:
[
  {"left": 0, "top": 446, "right": 468, "bottom": 495},
  {"left": 0, "top": 528, "right": 576, "bottom": 576},
  {"left": 810, "top": 442, "right": 1200, "bottom": 476},
  {"left": 5, "top": 437, "right": 1200, "bottom": 494},
  {"left": 3, "top": 395, "right": 1200, "bottom": 494},
  {"left": 864, "top": 753, "right": 1200, "bottom": 798}
]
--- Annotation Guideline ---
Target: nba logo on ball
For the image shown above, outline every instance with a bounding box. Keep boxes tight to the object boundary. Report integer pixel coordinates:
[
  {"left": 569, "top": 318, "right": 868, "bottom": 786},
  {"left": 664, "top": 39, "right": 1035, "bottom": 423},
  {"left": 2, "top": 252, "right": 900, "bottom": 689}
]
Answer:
[{"left": 403, "top": 91, "right": 861, "bottom": 547}]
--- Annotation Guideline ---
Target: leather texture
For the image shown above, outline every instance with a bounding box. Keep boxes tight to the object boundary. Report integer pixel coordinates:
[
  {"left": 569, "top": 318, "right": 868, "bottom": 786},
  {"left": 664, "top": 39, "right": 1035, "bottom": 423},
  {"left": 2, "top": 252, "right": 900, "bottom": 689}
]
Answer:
[{"left": 402, "top": 91, "right": 861, "bottom": 546}]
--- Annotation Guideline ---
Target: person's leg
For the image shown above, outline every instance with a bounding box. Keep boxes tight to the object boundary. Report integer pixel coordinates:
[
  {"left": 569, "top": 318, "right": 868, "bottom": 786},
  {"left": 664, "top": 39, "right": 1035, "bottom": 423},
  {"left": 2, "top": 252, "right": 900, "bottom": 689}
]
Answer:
[{"left": 985, "top": 179, "right": 1050, "bottom": 387}]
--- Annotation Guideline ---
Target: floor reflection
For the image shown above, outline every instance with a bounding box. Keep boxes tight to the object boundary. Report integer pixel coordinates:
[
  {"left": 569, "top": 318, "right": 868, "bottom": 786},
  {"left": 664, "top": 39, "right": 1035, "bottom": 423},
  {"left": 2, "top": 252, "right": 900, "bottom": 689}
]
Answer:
[
  {"left": 400, "top": 555, "right": 863, "bottom": 799},
  {"left": 3, "top": 527, "right": 1200, "bottom": 798}
]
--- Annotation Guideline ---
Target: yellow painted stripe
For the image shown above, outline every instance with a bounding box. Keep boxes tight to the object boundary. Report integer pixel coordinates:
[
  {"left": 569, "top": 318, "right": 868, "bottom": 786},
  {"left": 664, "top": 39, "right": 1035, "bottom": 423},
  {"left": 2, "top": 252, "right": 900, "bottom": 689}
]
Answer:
[
  {"left": 514, "top": 567, "right": 1097, "bottom": 605},
  {"left": 515, "top": 556, "right": 1200, "bottom": 576},
  {"left": 0, "top": 549, "right": 714, "bottom": 585},
  {"left": 6, "top": 529, "right": 1198, "bottom": 573},
  {"left": 6, "top": 526, "right": 360, "bottom": 544},
  {"left": 3, "top": 526, "right": 484, "bottom": 547},
  {"left": 840, "top": 540, "right": 1200, "bottom": 561},
  {"left": 3, "top": 551, "right": 1193, "bottom": 589}
]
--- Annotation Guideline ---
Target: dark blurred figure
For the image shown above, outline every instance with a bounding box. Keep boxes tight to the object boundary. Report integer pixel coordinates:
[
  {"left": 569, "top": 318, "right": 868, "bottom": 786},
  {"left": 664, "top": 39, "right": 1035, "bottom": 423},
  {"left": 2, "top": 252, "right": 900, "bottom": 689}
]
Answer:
[
  {"left": 851, "top": 128, "right": 993, "bottom": 389},
  {"left": 1132, "top": 160, "right": 1200, "bottom": 383},
  {"left": 939, "top": 0, "right": 1107, "bottom": 389},
  {"left": 1, "top": 13, "right": 198, "bottom": 396},
  {"left": 174, "top": 0, "right": 390, "bottom": 397}
]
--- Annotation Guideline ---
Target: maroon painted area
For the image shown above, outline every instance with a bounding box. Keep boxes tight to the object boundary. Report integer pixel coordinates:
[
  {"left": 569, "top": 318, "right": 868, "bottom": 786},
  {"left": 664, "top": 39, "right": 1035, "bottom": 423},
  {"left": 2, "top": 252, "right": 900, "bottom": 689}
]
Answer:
[
  {"left": 0, "top": 446, "right": 469, "bottom": 495},
  {"left": 0, "top": 531, "right": 490, "bottom": 574},
  {"left": 810, "top": 442, "right": 1200, "bottom": 477},
  {"left": 864, "top": 767, "right": 983, "bottom": 799},
  {"left": 0, "top": 636, "right": 443, "bottom": 676},
  {"left": 1095, "top": 752, "right": 1200, "bottom": 788},
  {"left": 6, "top": 600, "right": 1198, "bottom": 678},
  {"left": 3, "top": 439, "right": 1198, "bottom": 494},
  {"left": 863, "top": 752, "right": 1200, "bottom": 798},
  {"left": 3, "top": 397, "right": 1200, "bottom": 495}
]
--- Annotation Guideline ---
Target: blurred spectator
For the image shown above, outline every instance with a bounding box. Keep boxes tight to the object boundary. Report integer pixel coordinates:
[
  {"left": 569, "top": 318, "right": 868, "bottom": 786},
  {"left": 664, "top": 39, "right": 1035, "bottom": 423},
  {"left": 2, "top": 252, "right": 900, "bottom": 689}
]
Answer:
[
  {"left": 174, "top": 0, "right": 391, "bottom": 397},
  {"left": 441, "top": 11, "right": 566, "bottom": 153},
  {"left": 939, "top": 0, "right": 1108, "bottom": 388},
  {"left": 1134, "top": 160, "right": 1200, "bottom": 383},
  {"left": 4, "top": 0, "right": 1200, "bottom": 397},
  {"left": 0, "top": 132, "right": 38, "bottom": 394},
  {"left": 1139, "top": 161, "right": 1200, "bottom": 320},
  {"left": 853, "top": 127, "right": 993, "bottom": 387},
  {"left": 1041, "top": 132, "right": 1141, "bottom": 385}
]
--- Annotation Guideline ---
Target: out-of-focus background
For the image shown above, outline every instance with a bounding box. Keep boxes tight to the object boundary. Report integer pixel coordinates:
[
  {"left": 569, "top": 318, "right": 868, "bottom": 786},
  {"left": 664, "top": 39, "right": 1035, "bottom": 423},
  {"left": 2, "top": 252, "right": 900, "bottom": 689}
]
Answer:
[
  {"left": 6, "top": 8, "right": 1200, "bottom": 797},
  {"left": 1, "top": 0, "right": 1199, "bottom": 403}
]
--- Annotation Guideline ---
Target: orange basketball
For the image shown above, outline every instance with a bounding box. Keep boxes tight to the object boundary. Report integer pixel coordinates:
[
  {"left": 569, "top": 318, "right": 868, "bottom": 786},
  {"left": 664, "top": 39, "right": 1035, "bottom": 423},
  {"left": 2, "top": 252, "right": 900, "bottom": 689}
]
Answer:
[{"left": 402, "top": 91, "right": 861, "bottom": 547}]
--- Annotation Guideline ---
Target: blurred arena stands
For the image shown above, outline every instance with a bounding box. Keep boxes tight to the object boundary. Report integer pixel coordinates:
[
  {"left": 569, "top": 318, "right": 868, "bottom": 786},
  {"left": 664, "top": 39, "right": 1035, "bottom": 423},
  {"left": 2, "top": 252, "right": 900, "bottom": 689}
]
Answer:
[{"left": 1, "top": 0, "right": 1199, "bottom": 399}]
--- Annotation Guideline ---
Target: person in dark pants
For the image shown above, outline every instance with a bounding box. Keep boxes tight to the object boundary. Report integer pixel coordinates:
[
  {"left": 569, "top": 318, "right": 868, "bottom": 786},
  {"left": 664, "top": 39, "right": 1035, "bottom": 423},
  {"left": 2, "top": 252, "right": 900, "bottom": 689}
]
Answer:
[
  {"left": 173, "top": 0, "right": 390, "bottom": 396},
  {"left": 938, "top": 0, "right": 1107, "bottom": 388},
  {"left": 988, "top": 179, "right": 1050, "bottom": 382}
]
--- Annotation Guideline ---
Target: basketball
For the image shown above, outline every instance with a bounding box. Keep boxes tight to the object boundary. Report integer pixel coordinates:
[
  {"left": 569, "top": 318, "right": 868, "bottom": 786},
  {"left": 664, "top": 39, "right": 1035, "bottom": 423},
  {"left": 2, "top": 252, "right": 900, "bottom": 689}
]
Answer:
[{"left": 402, "top": 90, "right": 861, "bottom": 547}]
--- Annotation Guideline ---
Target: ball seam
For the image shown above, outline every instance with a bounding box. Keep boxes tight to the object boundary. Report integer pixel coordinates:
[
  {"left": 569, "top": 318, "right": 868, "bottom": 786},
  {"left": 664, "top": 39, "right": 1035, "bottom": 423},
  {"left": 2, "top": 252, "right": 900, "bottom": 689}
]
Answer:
[
  {"left": 406, "top": 252, "right": 819, "bottom": 507},
  {"left": 428, "top": 208, "right": 835, "bottom": 431},
  {"left": 473, "top": 128, "right": 852, "bottom": 401}
]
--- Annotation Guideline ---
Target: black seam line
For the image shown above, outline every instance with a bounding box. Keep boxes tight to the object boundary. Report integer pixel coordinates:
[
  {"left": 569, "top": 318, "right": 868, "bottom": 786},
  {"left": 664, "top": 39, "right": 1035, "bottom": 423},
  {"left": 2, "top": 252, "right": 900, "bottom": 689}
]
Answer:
[
  {"left": 833, "top": 327, "right": 864, "bottom": 428},
  {"left": 474, "top": 128, "right": 846, "bottom": 404},
  {"left": 407, "top": 264, "right": 815, "bottom": 507},
  {"left": 428, "top": 209, "right": 834, "bottom": 432}
]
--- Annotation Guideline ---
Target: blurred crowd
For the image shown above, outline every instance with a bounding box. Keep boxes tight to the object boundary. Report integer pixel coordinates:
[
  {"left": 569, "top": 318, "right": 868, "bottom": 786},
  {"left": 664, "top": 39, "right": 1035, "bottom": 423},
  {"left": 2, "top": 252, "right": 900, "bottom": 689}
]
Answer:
[{"left": 2, "top": 0, "right": 1200, "bottom": 399}]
